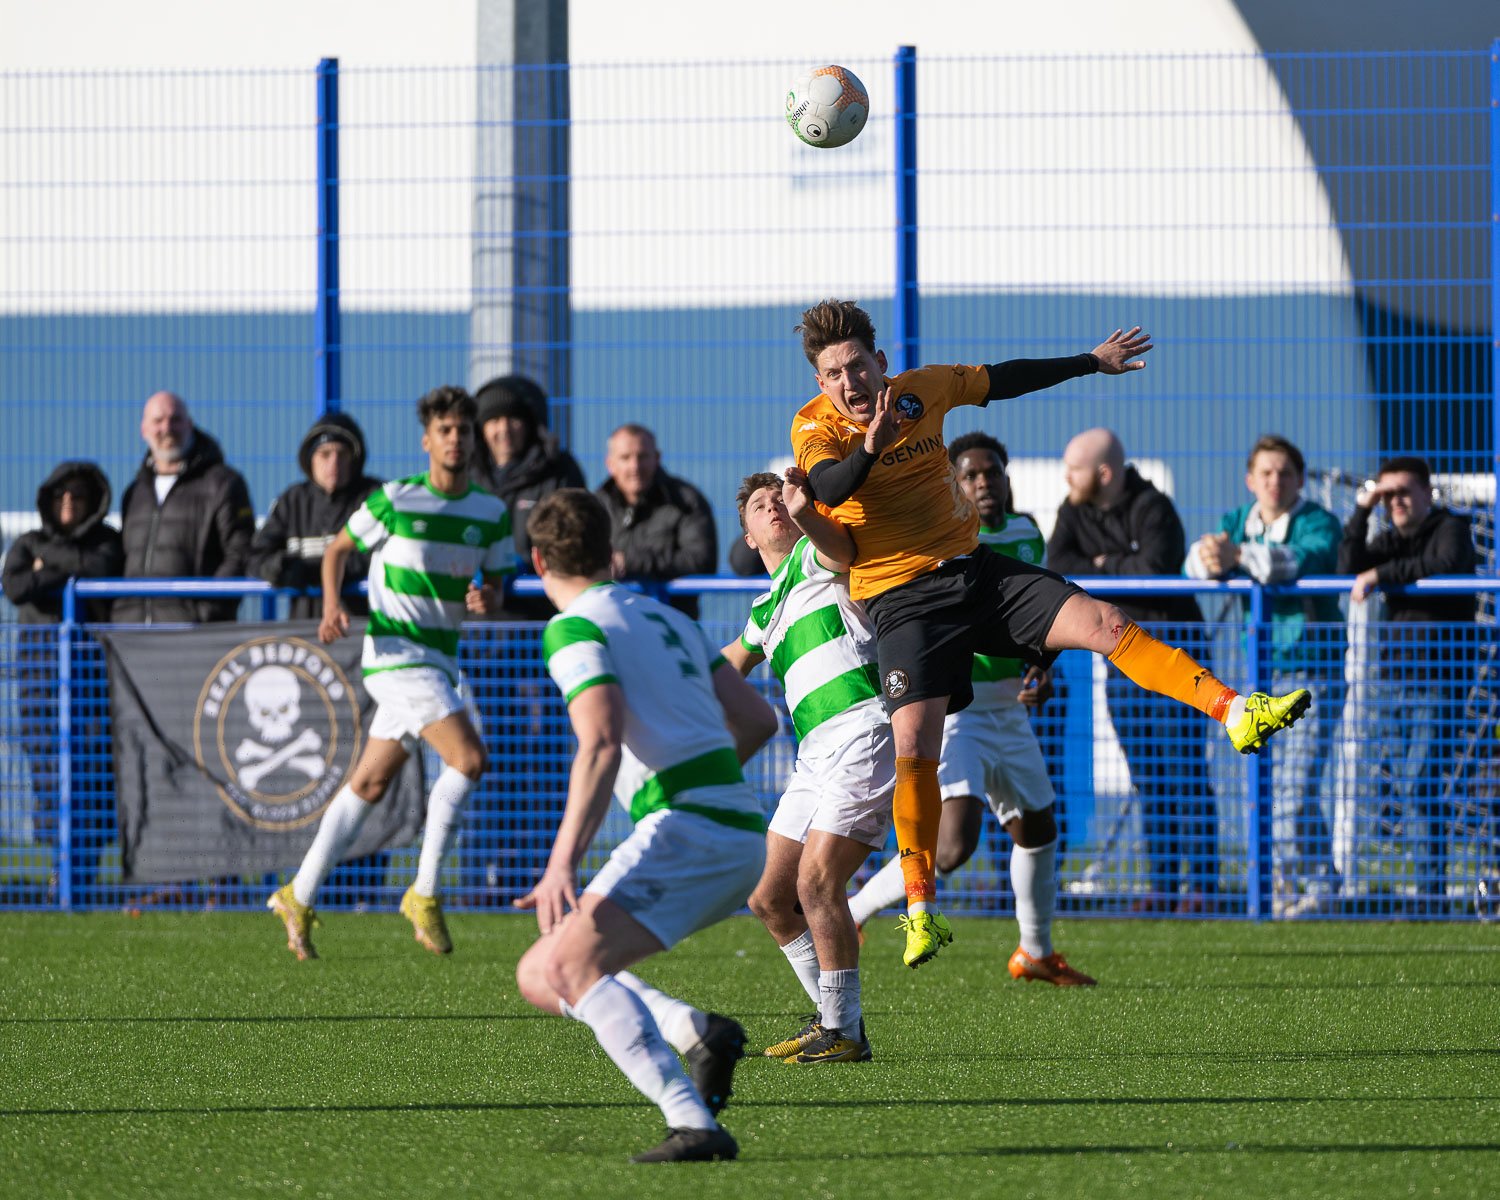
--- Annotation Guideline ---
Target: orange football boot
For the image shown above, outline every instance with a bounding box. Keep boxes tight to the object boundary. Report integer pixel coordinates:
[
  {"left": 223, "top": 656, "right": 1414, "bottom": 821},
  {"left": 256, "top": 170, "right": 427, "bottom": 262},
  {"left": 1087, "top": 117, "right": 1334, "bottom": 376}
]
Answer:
[{"left": 1008, "top": 946, "right": 1096, "bottom": 987}]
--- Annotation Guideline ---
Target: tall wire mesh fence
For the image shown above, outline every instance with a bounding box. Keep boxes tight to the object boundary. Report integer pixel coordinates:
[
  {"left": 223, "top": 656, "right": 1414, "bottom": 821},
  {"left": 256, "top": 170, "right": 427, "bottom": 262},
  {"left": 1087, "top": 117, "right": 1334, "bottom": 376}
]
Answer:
[{"left": 0, "top": 49, "right": 1495, "bottom": 917}]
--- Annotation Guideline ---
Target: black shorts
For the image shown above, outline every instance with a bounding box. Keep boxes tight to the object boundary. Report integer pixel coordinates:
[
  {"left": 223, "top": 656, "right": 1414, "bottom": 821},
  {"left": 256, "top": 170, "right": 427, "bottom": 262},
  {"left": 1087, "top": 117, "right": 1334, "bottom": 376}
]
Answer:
[{"left": 864, "top": 545, "right": 1086, "bottom": 714}]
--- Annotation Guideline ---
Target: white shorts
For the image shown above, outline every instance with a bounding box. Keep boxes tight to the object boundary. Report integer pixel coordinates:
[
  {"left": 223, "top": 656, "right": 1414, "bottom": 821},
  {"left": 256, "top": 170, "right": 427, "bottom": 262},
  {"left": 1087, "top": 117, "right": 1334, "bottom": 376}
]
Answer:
[
  {"left": 939, "top": 703, "right": 1054, "bottom": 827},
  {"left": 364, "top": 667, "right": 479, "bottom": 745},
  {"left": 585, "top": 809, "right": 767, "bottom": 949},
  {"left": 768, "top": 722, "right": 896, "bottom": 849}
]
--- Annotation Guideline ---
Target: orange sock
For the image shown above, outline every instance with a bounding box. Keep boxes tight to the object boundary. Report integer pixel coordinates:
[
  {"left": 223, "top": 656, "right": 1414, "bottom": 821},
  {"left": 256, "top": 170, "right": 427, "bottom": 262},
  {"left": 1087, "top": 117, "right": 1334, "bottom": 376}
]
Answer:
[
  {"left": 893, "top": 756, "right": 941, "bottom": 905},
  {"left": 1108, "top": 622, "right": 1237, "bottom": 722}
]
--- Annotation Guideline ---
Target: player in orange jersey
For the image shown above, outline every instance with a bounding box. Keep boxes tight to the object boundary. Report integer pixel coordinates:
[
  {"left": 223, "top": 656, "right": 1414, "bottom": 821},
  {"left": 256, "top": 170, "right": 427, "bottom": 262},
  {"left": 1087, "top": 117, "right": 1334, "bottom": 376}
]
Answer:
[{"left": 789, "top": 299, "right": 1311, "bottom": 968}]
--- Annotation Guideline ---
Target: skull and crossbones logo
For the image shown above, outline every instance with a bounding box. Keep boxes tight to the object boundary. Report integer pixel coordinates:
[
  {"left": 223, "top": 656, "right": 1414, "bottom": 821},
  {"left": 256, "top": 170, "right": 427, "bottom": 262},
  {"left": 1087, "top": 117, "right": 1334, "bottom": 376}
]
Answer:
[{"left": 233, "top": 665, "right": 326, "bottom": 791}]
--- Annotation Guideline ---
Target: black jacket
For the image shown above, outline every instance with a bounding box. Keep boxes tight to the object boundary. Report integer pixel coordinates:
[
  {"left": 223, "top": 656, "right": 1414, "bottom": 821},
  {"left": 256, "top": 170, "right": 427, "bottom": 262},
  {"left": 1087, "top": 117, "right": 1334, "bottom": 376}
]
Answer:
[
  {"left": 2, "top": 461, "right": 123, "bottom": 624},
  {"left": 597, "top": 470, "right": 718, "bottom": 618},
  {"left": 114, "top": 430, "right": 255, "bottom": 624},
  {"left": 248, "top": 413, "right": 382, "bottom": 620},
  {"left": 477, "top": 435, "right": 586, "bottom": 620},
  {"left": 1046, "top": 466, "right": 1203, "bottom": 625},
  {"left": 1338, "top": 505, "right": 1476, "bottom": 624}
]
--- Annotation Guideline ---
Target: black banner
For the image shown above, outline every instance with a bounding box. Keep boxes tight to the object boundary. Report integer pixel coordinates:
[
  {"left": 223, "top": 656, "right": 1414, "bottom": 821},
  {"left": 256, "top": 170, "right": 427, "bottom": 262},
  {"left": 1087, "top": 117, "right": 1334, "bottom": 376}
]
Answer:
[{"left": 102, "top": 622, "right": 425, "bottom": 883}]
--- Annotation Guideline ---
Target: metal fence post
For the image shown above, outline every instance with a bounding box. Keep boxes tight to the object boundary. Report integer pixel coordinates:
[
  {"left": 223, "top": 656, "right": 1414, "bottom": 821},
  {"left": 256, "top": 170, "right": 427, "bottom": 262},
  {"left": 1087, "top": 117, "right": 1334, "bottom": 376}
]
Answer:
[
  {"left": 316, "top": 57, "right": 342, "bottom": 417},
  {"left": 1491, "top": 41, "right": 1499, "bottom": 544},
  {"left": 56, "top": 581, "right": 77, "bottom": 912},
  {"left": 1246, "top": 582, "right": 1270, "bottom": 920},
  {"left": 892, "top": 45, "right": 918, "bottom": 374}
]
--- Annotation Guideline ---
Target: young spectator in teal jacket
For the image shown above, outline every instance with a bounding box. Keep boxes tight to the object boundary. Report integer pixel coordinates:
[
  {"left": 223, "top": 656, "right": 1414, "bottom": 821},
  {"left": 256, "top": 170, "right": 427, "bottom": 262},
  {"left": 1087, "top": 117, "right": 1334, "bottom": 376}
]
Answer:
[{"left": 1185, "top": 435, "right": 1343, "bottom": 916}]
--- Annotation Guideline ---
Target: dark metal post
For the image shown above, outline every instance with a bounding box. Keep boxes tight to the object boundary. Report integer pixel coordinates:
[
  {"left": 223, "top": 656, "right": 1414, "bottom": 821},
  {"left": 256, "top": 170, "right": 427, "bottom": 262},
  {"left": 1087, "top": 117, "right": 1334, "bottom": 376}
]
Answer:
[
  {"left": 316, "top": 58, "right": 342, "bottom": 416},
  {"left": 892, "top": 45, "right": 918, "bottom": 374}
]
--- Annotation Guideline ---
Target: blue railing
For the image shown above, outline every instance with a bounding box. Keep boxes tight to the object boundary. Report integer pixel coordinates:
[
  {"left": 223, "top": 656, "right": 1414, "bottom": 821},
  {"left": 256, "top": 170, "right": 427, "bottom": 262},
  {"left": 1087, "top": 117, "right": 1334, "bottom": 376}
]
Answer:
[{"left": 1, "top": 574, "right": 1492, "bottom": 920}]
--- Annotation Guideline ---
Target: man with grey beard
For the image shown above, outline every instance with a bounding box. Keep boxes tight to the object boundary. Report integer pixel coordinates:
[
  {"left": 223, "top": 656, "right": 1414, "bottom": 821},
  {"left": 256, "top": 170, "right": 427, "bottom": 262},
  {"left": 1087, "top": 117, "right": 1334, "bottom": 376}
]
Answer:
[{"left": 115, "top": 390, "right": 255, "bottom": 624}]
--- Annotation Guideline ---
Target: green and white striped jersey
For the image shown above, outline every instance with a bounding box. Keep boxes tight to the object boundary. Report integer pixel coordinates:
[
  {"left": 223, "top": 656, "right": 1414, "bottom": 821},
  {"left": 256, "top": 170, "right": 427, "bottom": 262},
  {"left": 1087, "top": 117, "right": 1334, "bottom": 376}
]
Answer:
[
  {"left": 544, "top": 582, "right": 766, "bottom": 833},
  {"left": 739, "top": 536, "right": 884, "bottom": 754},
  {"left": 972, "top": 513, "right": 1046, "bottom": 709},
  {"left": 345, "top": 474, "right": 514, "bottom": 683}
]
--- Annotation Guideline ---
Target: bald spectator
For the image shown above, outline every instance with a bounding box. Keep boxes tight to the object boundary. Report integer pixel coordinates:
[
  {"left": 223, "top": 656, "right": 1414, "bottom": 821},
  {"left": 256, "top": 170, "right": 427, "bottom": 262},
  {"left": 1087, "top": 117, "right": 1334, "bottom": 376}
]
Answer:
[
  {"left": 115, "top": 391, "right": 255, "bottom": 623},
  {"left": 1048, "top": 428, "right": 1218, "bottom": 913},
  {"left": 596, "top": 424, "right": 716, "bottom": 617}
]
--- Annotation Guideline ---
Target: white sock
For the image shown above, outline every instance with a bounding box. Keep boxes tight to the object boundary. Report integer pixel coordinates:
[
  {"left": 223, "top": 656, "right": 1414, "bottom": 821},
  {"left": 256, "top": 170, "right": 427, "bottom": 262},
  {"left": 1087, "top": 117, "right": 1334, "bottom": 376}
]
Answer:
[
  {"left": 1012, "top": 838, "right": 1057, "bottom": 959},
  {"left": 615, "top": 971, "right": 709, "bottom": 1056},
  {"left": 818, "top": 968, "right": 861, "bottom": 1038},
  {"left": 847, "top": 856, "right": 908, "bottom": 926},
  {"left": 571, "top": 974, "right": 717, "bottom": 1131},
  {"left": 292, "top": 786, "right": 374, "bottom": 907},
  {"left": 778, "top": 929, "right": 824, "bottom": 1009},
  {"left": 1225, "top": 695, "right": 1247, "bottom": 727},
  {"left": 413, "top": 767, "right": 474, "bottom": 898}
]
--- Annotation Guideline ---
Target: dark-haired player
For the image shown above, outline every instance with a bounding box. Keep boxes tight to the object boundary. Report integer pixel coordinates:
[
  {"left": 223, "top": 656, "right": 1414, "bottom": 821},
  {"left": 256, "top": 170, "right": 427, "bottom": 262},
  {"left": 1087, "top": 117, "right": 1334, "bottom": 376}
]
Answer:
[
  {"left": 269, "top": 386, "right": 513, "bottom": 961},
  {"left": 789, "top": 300, "right": 1310, "bottom": 968}
]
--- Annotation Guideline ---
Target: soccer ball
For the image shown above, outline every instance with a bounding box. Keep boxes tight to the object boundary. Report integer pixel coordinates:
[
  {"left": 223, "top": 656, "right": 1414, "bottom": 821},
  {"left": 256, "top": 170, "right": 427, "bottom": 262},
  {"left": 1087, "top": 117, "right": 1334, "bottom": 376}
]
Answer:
[{"left": 785, "top": 66, "right": 869, "bottom": 149}]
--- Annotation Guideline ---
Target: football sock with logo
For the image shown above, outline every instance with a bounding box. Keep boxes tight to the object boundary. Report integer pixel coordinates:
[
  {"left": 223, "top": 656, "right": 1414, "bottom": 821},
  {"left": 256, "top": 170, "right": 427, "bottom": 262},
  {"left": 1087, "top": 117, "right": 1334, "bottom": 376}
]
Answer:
[
  {"left": 571, "top": 975, "right": 718, "bottom": 1131},
  {"left": 1108, "top": 622, "right": 1237, "bottom": 722},
  {"left": 413, "top": 766, "right": 473, "bottom": 898},
  {"left": 1011, "top": 838, "right": 1057, "bottom": 959},
  {"left": 847, "top": 856, "right": 909, "bottom": 927},
  {"left": 292, "top": 785, "right": 374, "bottom": 907},
  {"left": 818, "top": 968, "right": 862, "bottom": 1038},
  {"left": 777, "top": 929, "right": 825, "bottom": 1008},
  {"left": 893, "top": 756, "right": 941, "bottom": 909},
  {"left": 615, "top": 971, "right": 710, "bottom": 1056}
]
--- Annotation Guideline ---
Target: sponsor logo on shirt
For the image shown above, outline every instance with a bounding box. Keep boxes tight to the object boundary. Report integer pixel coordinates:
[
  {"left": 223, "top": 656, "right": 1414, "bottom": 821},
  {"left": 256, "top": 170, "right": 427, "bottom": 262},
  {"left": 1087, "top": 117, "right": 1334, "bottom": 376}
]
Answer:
[{"left": 880, "top": 434, "right": 943, "bottom": 468}]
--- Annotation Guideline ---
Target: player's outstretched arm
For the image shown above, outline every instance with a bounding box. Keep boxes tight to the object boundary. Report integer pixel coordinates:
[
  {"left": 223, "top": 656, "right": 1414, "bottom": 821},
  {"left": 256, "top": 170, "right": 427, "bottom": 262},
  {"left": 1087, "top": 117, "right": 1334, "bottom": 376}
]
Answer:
[
  {"left": 516, "top": 683, "right": 624, "bottom": 933},
  {"left": 712, "top": 661, "right": 779, "bottom": 765},
  {"left": 318, "top": 529, "right": 357, "bottom": 644},
  {"left": 1090, "top": 326, "right": 1153, "bottom": 374},
  {"left": 783, "top": 466, "right": 856, "bottom": 573},
  {"left": 720, "top": 640, "right": 765, "bottom": 678}
]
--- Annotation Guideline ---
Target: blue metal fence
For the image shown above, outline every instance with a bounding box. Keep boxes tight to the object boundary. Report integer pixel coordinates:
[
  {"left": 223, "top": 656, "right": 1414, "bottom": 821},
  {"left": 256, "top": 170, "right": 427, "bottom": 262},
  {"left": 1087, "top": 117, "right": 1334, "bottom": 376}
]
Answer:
[
  {"left": 1, "top": 48, "right": 1497, "bottom": 919},
  {"left": 0, "top": 575, "right": 1494, "bottom": 920}
]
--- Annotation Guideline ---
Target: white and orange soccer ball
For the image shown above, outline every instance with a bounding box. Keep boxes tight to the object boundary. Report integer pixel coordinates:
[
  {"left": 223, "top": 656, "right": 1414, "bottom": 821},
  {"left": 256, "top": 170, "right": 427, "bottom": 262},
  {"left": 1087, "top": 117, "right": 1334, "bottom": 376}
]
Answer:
[{"left": 785, "top": 66, "right": 869, "bottom": 149}]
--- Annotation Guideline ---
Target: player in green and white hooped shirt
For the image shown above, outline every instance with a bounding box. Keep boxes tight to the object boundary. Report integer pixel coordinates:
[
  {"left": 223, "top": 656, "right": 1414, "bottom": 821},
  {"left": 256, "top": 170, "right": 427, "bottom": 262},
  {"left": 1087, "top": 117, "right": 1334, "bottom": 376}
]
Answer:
[
  {"left": 268, "top": 386, "right": 514, "bottom": 963},
  {"left": 512, "top": 489, "right": 778, "bottom": 1165},
  {"left": 721, "top": 468, "right": 894, "bottom": 1065},
  {"left": 849, "top": 433, "right": 1096, "bottom": 986}
]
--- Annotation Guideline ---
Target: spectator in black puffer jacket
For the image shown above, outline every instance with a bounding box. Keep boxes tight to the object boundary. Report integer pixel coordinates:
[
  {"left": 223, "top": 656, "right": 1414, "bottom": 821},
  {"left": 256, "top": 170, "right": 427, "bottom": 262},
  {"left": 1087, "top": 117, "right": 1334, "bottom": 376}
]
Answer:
[
  {"left": 114, "top": 391, "right": 255, "bottom": 624},
  {"left": 2, "top": 460, "right": 124, "bottom": 896},
  {"left": 249, "top": 412, "right": 382, "bottom": 620},
  {"left": 596, "top": 423, "right": 717, "bottom": 618},
  {"left": 1047, "top": 428, "right": 1218, "bottom": 914},
  {"left": 1339, "top": 455, "right": 1478, "bottom": 914},
  {"left": 472, "top": 374, "right": 585, "bottom": 621}
]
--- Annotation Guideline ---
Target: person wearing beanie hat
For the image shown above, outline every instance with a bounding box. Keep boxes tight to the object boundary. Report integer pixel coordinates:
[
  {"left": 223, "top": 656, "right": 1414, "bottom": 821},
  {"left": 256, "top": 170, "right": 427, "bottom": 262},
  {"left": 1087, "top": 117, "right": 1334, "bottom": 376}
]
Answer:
[
  {"left": 472, "top": 374, "right": 586, "bottom": 620},
  {"left": 249, "top": 411, "right": 383, "bottom": 622}
]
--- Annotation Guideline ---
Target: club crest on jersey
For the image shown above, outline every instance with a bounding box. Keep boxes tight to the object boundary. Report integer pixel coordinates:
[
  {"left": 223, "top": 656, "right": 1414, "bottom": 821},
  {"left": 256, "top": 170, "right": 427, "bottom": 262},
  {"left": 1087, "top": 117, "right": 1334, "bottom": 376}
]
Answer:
[
  {"left": 462, "top": 524, "right": 481, "bottom": 545},
  {"left": 884, "top": 669, "right": 910, "bottom": 699},
  {"left": 894, "top": 394, "right": 924, "bottom": 420}
]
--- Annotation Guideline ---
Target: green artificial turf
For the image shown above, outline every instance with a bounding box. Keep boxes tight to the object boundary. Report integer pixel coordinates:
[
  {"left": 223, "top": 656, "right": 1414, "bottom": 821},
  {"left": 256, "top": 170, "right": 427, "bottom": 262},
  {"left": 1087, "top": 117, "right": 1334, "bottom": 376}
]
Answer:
[{"left": 1, "top": 913, "right": 1496, "bottom": 1198}]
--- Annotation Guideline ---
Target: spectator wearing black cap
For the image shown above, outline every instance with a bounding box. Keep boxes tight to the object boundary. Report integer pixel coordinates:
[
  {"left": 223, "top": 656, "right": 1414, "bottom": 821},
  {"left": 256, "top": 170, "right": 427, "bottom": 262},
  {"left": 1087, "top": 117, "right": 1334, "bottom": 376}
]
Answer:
[
  {"left": 248, "top": 412, "right": 383, "bottom": 620},
  {"left": 472, "top": 374, "right": 586, "bottom": 620}
]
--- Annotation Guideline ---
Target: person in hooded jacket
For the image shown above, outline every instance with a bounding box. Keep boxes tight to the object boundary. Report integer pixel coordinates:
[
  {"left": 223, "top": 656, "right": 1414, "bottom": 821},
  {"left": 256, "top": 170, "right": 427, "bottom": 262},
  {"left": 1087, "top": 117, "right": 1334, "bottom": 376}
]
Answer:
[
  {"left": 471, "top": 374, "right": 585, "bottom": 621},
  {"left": 1048, "top": 428, "right": 1219, "bottom": 914},
  {"left": 2, "top": 460, "right": 124, "bottom": 897},
  {"left": 249, "top": 412, "right": 382, "bottom": 621},
  {"left": 114, "top": 391, "right": 256, "bottom": 624}
]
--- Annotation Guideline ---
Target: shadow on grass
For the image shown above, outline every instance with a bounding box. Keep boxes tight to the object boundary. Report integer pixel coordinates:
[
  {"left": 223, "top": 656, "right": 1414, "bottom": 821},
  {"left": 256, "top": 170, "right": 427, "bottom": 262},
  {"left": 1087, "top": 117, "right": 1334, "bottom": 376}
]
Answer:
[
  {"left": 9, "top": 1094, "right": 1497, "bottom": 1119},
  {"left": 759, "top": 1141, "right": 1500, "bottom": 1159},
  {"left": 1, "top": 1013, "right": 543, "bottom": 1025}
]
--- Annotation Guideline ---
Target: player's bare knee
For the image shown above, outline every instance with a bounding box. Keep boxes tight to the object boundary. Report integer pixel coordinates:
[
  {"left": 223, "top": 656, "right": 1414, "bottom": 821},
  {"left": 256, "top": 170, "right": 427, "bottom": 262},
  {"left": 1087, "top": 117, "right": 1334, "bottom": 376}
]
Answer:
[
  {"left": 795, "top": 859, "right": 843, "bottom": 909},
  {"left": 1015, "top": 806, "right": 1057, "bottom": 850},
  {"left": 348, "top": 772, "right": 388, "bottom": 803},
  {"left": 1095, "top": 602, "right": 1130, "bottom": 654},
  {"left": 442, "top": 741, "right": 485, "bottom": 780},
  {"left": 936, "top": 837, "right": 975, "bottom": 875}
]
